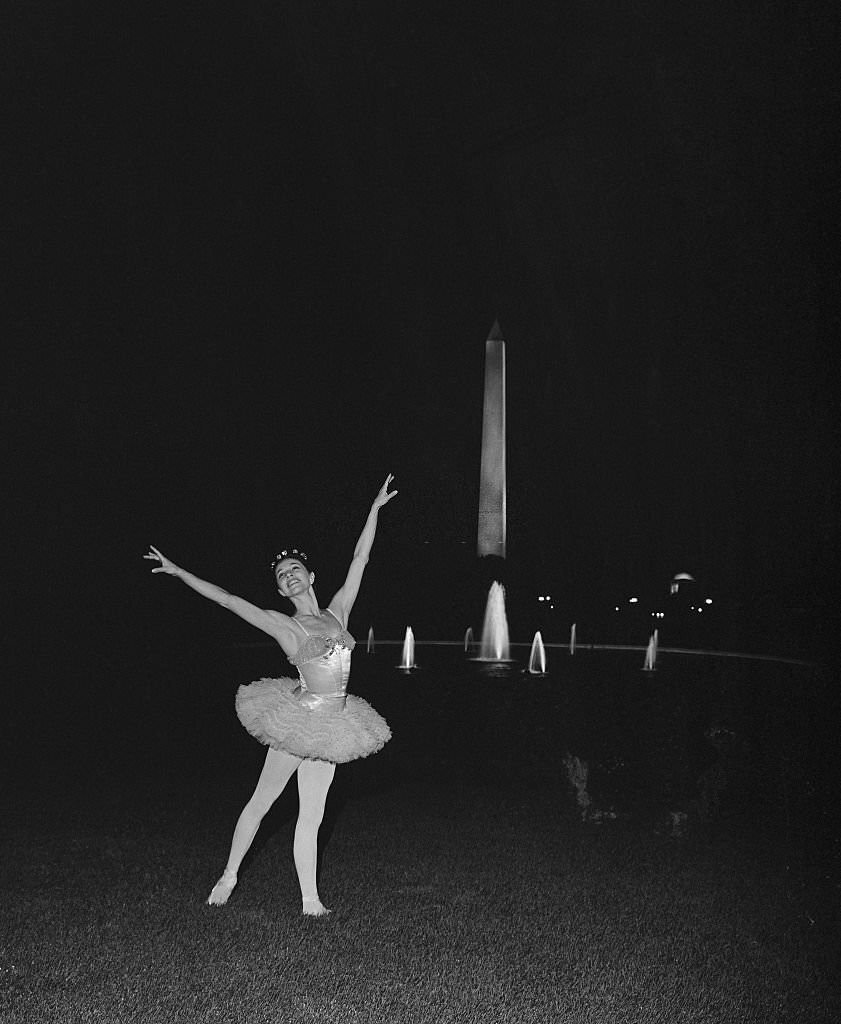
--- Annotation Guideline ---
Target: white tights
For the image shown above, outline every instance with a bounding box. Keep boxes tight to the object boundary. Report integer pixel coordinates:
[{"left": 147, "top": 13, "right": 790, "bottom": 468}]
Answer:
[{"left": 213, "top": 748, "right": 335, "bottom": 912}]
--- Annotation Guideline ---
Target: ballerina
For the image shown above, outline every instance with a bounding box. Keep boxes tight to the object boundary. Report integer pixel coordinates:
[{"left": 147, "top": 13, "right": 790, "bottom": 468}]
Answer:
[{"left": 145, "top": 473, "right": 397, "bottom": 915}]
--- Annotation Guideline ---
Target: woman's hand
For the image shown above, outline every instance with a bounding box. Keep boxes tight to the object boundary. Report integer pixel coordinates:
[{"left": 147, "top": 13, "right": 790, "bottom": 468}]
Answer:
[
  {"left": 372, "top": 473, "right": 398, "bottom": 510},
  {"left": 144, "top": 545, "right": 182, "bottom": 576}
]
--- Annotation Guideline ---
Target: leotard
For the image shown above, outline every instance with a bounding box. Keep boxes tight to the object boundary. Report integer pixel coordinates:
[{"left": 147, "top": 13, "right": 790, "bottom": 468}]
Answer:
[
  {"left": 287, "top": 609, "right": 355, "bottom": 709},
  {"left": 234, "top": 609, "right": 390, "bottom": 763}
]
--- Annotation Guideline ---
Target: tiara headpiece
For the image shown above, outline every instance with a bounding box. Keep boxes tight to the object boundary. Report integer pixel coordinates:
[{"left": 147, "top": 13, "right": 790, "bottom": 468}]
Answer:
[{"left": 270, "top": 548, "right": 309, "bottom": 570}]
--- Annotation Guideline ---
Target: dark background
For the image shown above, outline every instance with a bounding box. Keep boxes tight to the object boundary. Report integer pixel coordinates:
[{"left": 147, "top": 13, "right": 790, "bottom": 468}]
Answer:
[{"left": 4, "top": 1, "right": 839, "bottom": 670}]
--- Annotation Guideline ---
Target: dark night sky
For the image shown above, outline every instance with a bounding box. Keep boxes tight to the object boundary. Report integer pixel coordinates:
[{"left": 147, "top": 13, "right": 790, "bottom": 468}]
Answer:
[{"left": 4, "top": 2, "right": 839, "bottom": 654}]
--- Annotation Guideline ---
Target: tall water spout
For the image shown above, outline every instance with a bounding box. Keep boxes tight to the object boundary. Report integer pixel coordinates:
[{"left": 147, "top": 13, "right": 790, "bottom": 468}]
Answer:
[
  {"left": 399, "top": 626, "right": 416, "bottom": 669},
  {"left": 569, "top": 623, "right": 577, "bottom": 655},
  {"left": 642, "top": 633, "right": 657, "bottom": 672},
  {"left": 478, "top": 581, "right": 511, "bottom": 661},
  {"left": 463, "top": 627, "right": 474, "bottom": 653},
  {"left": 367, "top": 627, "right": 375, "bottom": 654},
  {"left": 528, "top": 631, "right": 546, "bottom": 674}
]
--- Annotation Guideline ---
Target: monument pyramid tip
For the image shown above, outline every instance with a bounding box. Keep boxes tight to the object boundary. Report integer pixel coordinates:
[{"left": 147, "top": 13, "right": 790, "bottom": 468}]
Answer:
[{"left": 488, "top": 319, "right": 504, "bottom": 341}]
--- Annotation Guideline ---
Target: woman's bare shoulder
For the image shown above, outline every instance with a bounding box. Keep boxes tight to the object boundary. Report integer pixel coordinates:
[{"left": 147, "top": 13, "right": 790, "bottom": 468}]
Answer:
[
  {"left": 261, "top": 609, "right": 300, "bottom": 654},
  {"left": 264, "top": 608, "right": 294, "bottom": 631}
]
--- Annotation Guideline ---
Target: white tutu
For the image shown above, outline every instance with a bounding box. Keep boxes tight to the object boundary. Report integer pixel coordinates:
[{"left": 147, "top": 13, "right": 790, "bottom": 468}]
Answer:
[{"left": 235, "top": 676, "right": 391, "bottom": 763}]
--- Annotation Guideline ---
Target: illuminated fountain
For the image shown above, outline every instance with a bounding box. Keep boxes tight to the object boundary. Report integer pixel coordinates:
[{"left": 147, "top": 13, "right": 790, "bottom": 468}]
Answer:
[
  {"left": 527, "top": 631, "right": 546, "bottom": 674},
  {"left": 642, "top": 632, "right": 657, "bottom": 672},
  {"left": 569, "top": 622, "right": 577, "bottom": 655},
  {"left": 476, "top": 581, "right": 511, "bottom": 662},
  {"left": 463, "top": 627, "right": 474, "bottom": 653},
  {"left": 399, "top": 626, "right": 417, "bottom": 670},
  {"left": 367, "top": 627, "right": 375, "bottom": 654}
]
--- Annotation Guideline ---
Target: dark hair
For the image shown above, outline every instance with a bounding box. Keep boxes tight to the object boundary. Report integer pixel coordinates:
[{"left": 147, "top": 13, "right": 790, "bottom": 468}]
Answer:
[{"left": 270, "top": 548, "right": 310, "bottom": 573}]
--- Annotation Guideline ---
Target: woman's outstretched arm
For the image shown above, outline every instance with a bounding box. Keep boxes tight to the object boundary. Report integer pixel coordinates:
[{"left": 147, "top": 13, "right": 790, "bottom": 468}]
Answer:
[
  {"left": 145, "top": 545, "right": 289, "bottom": 641},
  {"left": 330, "top": 474, "right": 397, "bottom": 624}
]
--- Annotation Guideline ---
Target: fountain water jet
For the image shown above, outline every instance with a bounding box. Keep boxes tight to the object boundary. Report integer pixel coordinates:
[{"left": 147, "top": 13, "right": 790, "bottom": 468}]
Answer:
[
  {"left": 463, "top": 627, "right": 474, "bottom": 653},
  {"left": 367, "top": 627, "right": 375, "bottom": 654},
  {"left": 569, "top": 623, "right": 577, "bottom": 655},
  {"left": 399, "top": 626, "right": 417, "bottom": 670},
  {"left": 642, "top": 633, "right": 657, "bottom": 672},
  {"left": 527, "top": 631, "right": 546, "bottom": 674},
  {"left": 476, "top": 581, "right": 511, "bottom": 661}
]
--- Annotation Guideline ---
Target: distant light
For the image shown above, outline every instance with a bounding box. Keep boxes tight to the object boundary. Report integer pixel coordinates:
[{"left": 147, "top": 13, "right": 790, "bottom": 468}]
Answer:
[
  {"left": 705, "top": 598, "right": 713, "bottom": 605},
  {"left": 629, "top": 597, "right": 639, "bottom": 604},
  {"left": 614, "top": 606, "right": 620, "bottom": 612},
  {"left": 538, "top": 596, "right": 544, "bottom": 602},
  {"left": 697, "top": 607, "right": 703, "bottom": 613},
  {"left": 549, "top": 604, "right": 554, "bottom": 610}
]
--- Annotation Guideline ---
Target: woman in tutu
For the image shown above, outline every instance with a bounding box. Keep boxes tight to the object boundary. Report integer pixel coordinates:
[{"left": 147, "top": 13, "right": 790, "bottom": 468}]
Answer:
[{"left": 145, "top": 474, "right": 397, "bottom": 915}]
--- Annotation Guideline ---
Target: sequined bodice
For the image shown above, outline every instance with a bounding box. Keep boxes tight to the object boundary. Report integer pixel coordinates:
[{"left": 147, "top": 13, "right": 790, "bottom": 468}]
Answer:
[
  {"left": 287, "top": 610, "right": 355, "bottom": 697},
  {"left": 288, "top": 630, "right": 356, "bottom": 667}
]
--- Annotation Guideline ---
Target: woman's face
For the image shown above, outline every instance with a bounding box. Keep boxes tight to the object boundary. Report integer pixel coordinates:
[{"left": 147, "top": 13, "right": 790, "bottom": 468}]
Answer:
[{"left": 274, "top": 558, "right": 313, "bottom": 597}]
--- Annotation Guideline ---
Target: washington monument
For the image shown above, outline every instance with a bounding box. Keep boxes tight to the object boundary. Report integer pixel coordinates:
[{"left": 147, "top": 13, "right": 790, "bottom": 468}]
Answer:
[{"left": 477, "top": 320, "right": 506, "bottom": 559}]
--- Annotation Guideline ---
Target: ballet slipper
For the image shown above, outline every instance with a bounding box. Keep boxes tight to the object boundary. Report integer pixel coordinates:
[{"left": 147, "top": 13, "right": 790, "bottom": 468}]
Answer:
[
  {"left": 207, "top": 869, "right": 238, "bottom": 906},
  {"left": 302, "top": 897, "right": 331, "bottom": 917}
]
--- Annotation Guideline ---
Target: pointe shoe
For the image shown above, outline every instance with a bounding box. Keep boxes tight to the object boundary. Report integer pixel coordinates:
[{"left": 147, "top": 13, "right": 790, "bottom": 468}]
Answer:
[
  {"left": 302, "top": 897, "right": 331, "bottom": 917},
  {"left": 207, "top": 869, "right": 237, "bottom": 906}
]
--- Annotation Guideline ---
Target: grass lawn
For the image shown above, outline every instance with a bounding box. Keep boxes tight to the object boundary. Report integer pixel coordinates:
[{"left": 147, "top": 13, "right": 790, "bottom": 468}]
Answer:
[{"left": 1, "top": 646, "right": 838, "bottom": 1023}]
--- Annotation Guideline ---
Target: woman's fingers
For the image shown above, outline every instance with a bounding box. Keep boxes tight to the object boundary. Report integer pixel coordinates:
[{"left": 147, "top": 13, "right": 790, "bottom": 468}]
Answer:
[{"left": 145, "top": 546, "right": 178, "bottom": 575}]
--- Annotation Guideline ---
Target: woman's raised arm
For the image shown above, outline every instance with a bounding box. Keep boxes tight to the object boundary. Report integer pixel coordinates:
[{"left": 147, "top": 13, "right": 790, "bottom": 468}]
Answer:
[
  {"left": 329, "top": 474, "right": 397, "bottom": 623},
  {"left": 144, "top": 546, "right": 288, "bottom": 640}
]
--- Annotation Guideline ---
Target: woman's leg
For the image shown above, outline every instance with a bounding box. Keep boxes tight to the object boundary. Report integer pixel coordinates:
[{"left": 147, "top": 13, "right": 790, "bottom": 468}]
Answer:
[
  {"left": 294, "top": 758, "right": 336, "bottom": 915},
  {"left": 207, "top": 747, "right": 302, "bottom": 905}
]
